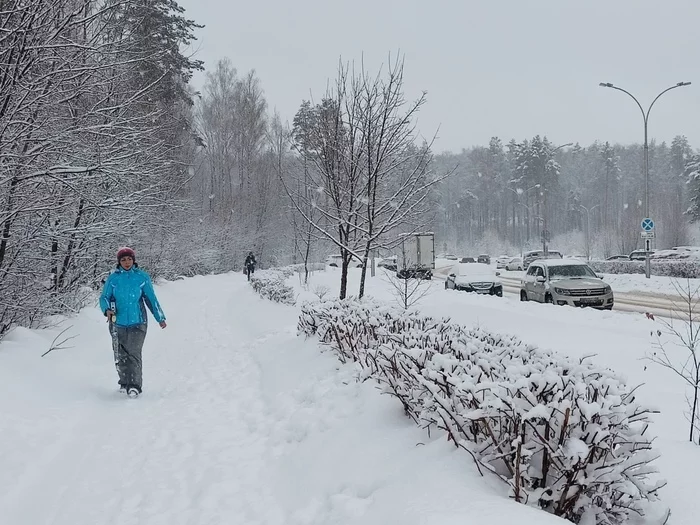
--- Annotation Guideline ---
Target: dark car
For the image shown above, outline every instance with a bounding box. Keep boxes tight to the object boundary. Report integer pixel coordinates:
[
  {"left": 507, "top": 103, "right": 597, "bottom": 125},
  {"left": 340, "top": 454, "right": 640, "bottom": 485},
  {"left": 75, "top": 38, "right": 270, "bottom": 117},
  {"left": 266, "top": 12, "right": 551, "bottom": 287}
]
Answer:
[
  {"left": 397, "top": 266, "right": 432, "bottom": 280},
  {"left": 477, "top": 254, "right": 491, "bottom": 265},
  {"left": 460, "top": 257, "right": 476, "bottom": 263},
  {"left": 606, "top": 255, "right": 629, "bottom": 261}
]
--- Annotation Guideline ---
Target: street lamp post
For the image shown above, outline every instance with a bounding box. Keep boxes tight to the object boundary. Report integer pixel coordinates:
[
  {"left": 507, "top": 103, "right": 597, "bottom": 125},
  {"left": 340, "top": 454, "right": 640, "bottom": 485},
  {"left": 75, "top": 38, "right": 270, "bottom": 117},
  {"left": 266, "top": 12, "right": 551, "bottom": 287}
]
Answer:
[
  {"left": 524, "top": 184, "right": 541, "bottom": 242},
  {"left": 505, "top": 187, "right": 522, "bottom": 252},
  {"left": 517, "top": 202, "right": 534, "bottom": 258},
  {"left": 542, "top": 143, "right": 573, "bottom": 256},
  {"left": 579, "top": 204, "right": 601, "bottom": 261},
  {"left": 508, "top": 184, "right": 540, "bottom": 251},
  {"left": 599, "top": 81, "right": 691, "bottom": 278}
]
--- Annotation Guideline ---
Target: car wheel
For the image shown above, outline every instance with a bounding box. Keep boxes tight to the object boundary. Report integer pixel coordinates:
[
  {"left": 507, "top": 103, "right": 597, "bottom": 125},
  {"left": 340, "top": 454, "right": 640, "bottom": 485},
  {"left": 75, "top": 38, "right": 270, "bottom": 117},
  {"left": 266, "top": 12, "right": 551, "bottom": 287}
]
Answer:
[
  {"left": 520, "top": 290, "right": 528, "bottom": 302},
  {"left": 444, "top": 281, "right": 448, "bottom": 290},
  {"left": 545, "top": 294, "right": 553, "bottom": 304}
]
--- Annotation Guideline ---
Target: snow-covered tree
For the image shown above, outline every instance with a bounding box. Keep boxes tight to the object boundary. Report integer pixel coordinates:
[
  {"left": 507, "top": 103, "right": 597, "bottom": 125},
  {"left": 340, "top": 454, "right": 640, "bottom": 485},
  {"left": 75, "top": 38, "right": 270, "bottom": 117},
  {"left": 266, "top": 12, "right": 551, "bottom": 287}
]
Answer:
[
  {"left": 0, "top": 0, "right": 202, "bottom": 337},
  {"left": 283, "top": 56, "right": 443, "bottom": 299}
]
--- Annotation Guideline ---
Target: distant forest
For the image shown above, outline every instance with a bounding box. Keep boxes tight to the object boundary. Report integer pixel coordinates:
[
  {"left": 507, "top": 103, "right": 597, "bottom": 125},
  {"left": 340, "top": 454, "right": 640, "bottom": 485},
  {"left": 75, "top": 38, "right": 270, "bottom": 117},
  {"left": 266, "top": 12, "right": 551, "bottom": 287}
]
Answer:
[{"left": 431, "top": 136, "right": 700, "bottom": 258}]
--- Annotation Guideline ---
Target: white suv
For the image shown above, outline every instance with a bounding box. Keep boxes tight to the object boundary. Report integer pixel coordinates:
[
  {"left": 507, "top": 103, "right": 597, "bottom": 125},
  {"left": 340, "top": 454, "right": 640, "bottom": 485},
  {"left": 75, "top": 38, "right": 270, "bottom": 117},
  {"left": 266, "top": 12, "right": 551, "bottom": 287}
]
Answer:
[{"left": 520, "top": 260, "right": 614, "bottom": 310}]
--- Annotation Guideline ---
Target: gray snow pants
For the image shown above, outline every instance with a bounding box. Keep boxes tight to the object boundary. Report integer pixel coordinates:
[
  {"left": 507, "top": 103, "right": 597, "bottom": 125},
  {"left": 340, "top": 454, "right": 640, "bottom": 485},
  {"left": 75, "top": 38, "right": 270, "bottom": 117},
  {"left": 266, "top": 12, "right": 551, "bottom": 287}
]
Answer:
[{"left": 114, "top": 324, "right": 147, "bottom": 390}]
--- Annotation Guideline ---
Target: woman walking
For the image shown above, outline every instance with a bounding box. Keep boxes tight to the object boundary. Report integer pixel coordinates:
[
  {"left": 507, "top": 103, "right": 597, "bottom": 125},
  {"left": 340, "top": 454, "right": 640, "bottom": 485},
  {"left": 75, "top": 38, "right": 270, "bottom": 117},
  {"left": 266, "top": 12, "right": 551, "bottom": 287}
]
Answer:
[{"left": 100, "top": 247, "right": 167, "bottom": 397}]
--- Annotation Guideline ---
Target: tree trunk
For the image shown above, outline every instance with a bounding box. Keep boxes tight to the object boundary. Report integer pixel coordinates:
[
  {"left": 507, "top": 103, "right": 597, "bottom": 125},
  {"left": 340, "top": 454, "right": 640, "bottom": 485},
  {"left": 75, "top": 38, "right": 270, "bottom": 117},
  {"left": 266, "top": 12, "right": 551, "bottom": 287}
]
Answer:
[{"left": 57, "top": 198, "right": 86, "bottom": 290}]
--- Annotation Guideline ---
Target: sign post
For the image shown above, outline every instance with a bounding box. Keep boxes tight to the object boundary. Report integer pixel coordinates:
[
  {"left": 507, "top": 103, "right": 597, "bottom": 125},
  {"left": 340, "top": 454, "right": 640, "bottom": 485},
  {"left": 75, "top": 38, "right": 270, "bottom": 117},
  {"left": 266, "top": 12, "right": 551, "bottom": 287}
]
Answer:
[{"left": 641, "top": 218, "right": 655, "bottom": 279}]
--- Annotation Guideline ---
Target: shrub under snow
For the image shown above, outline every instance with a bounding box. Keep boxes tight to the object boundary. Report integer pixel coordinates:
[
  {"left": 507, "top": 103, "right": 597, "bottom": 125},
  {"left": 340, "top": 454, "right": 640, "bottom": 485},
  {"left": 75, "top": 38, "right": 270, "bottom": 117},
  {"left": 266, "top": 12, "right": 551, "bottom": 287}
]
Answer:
[
  {"left": 298, "top": 299, "right": 666, "bottom": 525},
  {"left": 590, "top": 259, "right": 700, "bottom": 279},
  {"left": 249, "top": 270, "right": 295, "bottom": 305}
]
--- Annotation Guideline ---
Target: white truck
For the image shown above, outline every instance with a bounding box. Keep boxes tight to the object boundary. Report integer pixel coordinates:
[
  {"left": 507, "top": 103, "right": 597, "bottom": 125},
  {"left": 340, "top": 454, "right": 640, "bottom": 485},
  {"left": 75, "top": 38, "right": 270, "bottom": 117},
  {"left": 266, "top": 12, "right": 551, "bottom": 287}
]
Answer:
[{"left": 397, "top": 232, "right": 435, "bottom": 279}]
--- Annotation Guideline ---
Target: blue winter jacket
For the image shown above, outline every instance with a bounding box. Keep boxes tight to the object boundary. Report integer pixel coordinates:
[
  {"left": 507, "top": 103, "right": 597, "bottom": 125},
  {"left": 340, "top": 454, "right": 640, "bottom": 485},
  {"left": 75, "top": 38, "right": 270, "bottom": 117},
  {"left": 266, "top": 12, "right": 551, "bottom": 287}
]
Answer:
[{"left": 99, "top": 266, "right": 165, "bottom": 327}]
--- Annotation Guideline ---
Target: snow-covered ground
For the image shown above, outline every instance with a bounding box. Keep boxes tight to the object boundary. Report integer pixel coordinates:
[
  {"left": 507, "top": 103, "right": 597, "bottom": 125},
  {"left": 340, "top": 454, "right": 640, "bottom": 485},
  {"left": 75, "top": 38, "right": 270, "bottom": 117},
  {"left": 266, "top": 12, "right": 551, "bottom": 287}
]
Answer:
[
  {"left": 602, "top": 273, "right": 700, "bottom": 297},
  {"left": 0, "top": 272, "right": 568, "bottom": 525},
  {"left": 2, "top": 266, "right": 699, "bottom": 524},
  {"left": 498, "top": 268, "right": 700, "bottom": 297},
  {"left": 298, "top": 266, "right": 700, "bottom": 525}
]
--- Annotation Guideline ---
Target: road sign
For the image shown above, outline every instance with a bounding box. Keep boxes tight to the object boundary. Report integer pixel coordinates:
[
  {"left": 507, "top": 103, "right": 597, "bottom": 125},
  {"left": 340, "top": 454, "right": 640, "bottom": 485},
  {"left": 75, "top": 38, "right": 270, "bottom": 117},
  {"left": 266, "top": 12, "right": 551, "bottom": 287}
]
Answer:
[
  {"left": 641, "top": 231, "right": 656, "bottom": 239},
  {"left": 645, "top": 239, "right": 652, "bottom": 252},
  {"left": 641, "top": 218, "right": 655, "bottom": 232}
]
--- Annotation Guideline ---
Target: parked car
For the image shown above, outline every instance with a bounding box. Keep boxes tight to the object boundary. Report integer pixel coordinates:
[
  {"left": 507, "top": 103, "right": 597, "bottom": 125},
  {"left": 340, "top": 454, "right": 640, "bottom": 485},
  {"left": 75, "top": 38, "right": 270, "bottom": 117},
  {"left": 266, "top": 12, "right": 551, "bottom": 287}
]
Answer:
[
  {"left": 671, "top": 247, "right": 700, "bottom": 260},
  {"left": 459, "top": 256, "right": 476, "bottom": 263},
  {"left": 477, "top": 254, "right": 491, "bottom": 265},
  {"left": 606, "top": 255, "right": 629, "bottom": 261},
  {"left": 629, "top": 249, "right": 652, "bottom": 261},
  {"left": 651, "top": 249, "right": 690, "bottom": 260},
  {"left": 673, "top": 246, "right": 700, "bottom": 254},
  {"left": 505, "top": 257, "right": 523, "bottom": 271},
  {"left": 325, "top": 254, "right": 363, "bottom": 268},
  {"left": 520, "top": 260, "right": 613, "bottom": 310},
  {"left": 377, "top": 256, "right": 398, "bottom": 271},
  {"left": 445, "top": 263, "right": 503, "bottom": 296},
  {"left": 495, "top": 255, "right": 511, "bottom": 269},
  {"left": 522, "top": 249, "right": 563, "bottom": 269},
  {"left": 397, "top": 266, "right": 432, "bottom": 280},
  {"left": 444, "top": 254, "right": 459, "bottom": 261}
]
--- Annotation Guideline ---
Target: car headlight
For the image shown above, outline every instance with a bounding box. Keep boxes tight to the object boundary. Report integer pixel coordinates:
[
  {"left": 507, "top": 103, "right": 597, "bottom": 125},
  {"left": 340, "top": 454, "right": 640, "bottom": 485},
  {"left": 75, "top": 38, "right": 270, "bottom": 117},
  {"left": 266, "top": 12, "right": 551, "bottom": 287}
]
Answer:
[
  {"left": 604, "top": 285, "right": 612, "bottom": 293},
  {"left": 554, "top": 287, "right": 571, "bottom": 295}
]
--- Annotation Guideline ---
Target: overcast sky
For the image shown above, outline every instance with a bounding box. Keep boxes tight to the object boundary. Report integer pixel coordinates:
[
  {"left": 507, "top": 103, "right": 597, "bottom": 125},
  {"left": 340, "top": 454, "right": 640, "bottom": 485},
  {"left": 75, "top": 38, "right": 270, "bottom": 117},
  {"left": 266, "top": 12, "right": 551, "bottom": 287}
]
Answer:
[{"left": 178, "top": 0, "right": 700, "bottom": 153}]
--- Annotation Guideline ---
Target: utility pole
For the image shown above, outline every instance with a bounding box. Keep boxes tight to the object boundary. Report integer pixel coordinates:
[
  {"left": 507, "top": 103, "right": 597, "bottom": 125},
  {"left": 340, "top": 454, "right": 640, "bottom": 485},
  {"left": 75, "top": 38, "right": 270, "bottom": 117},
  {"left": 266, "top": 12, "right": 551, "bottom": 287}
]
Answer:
[{"left": 599, "top": 81, "right": 691, "bottom": 278}]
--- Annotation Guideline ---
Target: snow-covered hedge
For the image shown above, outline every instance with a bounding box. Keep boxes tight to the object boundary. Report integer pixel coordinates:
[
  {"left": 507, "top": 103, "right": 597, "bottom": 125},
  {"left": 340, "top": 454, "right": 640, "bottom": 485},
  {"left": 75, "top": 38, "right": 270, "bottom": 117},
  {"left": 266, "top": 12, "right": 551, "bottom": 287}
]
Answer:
[
  {"left": 299, "top": 299, "right": 665, "bottom": 525},
  {"left": 590, "top": 259, "right": 700, "bottom": 278},
  {"left": 249, "top": 270, "right": 295, "bottom": 305}
]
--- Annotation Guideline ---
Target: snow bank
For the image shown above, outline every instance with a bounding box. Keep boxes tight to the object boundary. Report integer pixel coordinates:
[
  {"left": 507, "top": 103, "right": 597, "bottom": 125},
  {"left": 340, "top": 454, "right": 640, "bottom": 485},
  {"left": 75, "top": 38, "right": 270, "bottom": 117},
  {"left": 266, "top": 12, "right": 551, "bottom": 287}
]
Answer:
[
  {"left": 298, "top": 298, "right": 666, "bottom": 525},
  {"left": 590, "top": 259, "right": 700, "bottom": 279},
  {"left": 249, "top": 269, "right": 296, "bottom": 304},
  {"left": 601, "top": 273, "right": 700, "bottom": 297}
]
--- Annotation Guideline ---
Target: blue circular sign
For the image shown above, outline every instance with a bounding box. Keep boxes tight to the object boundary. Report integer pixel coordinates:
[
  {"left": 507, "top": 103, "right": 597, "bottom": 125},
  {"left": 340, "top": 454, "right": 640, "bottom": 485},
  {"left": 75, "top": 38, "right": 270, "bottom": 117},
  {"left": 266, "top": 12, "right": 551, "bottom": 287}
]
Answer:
[{"left": 641, "top": 218, "right": 654, "bottom": 231}]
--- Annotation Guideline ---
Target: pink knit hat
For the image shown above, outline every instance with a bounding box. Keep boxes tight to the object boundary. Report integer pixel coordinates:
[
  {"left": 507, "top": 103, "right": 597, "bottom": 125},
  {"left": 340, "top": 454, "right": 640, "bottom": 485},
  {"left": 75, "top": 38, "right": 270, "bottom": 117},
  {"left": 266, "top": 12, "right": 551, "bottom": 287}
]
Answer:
[{"left": 116, "top": 247, "right": 135, "bottom": 260}]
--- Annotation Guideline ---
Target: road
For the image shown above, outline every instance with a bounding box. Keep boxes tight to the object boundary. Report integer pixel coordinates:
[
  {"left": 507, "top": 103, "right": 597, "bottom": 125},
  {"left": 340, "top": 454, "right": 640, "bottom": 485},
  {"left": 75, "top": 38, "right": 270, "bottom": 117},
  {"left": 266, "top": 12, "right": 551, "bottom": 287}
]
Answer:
[{"left": 433, "top": 263, "right": 699, "bottom": 321}]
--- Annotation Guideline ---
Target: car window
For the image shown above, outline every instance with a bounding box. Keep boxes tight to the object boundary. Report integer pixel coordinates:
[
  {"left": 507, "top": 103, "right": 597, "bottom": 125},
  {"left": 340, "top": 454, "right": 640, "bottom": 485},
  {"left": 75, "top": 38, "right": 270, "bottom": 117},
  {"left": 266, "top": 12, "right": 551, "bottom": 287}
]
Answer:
[
  {"left": 548, "top": 265, "right": 597, "bottom": 279},
  {"left": 526, "top": 266, "right": 536, "bottom": 276},
  {"left": 535, "top": 267, "right": 545, "bottom": 278}
]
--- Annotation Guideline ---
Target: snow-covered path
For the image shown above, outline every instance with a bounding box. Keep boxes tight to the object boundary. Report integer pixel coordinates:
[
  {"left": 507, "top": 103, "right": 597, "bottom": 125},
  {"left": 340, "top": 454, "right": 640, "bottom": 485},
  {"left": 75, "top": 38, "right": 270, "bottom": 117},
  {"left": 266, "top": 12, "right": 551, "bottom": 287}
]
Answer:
[
  {"left": 0, "top": 273, "right": 566, "bottom": 525},
  {"left": 0, "top": 275, "right": 296, "bottom": 524}
]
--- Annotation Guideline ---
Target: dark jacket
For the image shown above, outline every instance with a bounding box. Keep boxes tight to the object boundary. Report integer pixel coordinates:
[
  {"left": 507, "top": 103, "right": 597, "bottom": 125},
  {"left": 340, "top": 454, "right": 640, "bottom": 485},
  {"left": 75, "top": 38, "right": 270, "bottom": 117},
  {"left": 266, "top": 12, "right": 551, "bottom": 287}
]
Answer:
[{"left": 245, "top": 254, "right": 257, "bottom": 269}]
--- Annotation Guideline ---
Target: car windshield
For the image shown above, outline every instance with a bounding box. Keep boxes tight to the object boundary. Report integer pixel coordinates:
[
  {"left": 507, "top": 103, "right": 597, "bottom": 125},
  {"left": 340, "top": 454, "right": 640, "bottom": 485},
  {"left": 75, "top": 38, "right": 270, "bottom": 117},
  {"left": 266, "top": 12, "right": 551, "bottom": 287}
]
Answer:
[
  {"left": 455, "top": 263, "right": 494, "bottom": 277},
  {"left": 548, "top": 264, "right": 597, "bottom": 279}
]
